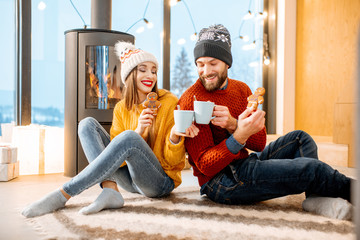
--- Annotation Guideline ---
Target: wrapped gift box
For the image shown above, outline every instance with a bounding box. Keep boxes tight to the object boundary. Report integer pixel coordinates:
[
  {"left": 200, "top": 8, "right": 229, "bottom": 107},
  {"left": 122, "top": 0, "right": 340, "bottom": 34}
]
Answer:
[
  {"left": 0, "top": 162, "right": 19, "bottom": 181},
  {"left": 1, "top": 122, "right": 15, "bottom": 143},
  {"left": 0, "top": 144, "right": 18, "bottom": 164},
  {"left": 12, "top": 125, "right": 64, "bottom": 175}
]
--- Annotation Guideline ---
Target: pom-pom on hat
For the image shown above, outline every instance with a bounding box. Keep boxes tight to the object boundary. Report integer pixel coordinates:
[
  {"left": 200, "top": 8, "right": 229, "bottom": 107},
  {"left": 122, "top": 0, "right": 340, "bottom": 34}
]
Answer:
[
  {"left": 114, "top": 41, "right": 158, "bottom": 84},
  {"left": 194, "top": 24, "right": 232, "bottom": 68}
]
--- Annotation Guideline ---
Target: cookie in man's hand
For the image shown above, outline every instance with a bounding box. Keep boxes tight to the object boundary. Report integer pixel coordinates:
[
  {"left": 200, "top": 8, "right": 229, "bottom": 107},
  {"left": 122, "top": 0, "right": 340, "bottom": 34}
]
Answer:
[{"left": 247, "top": 87, "right": 265, "bottom": 110}]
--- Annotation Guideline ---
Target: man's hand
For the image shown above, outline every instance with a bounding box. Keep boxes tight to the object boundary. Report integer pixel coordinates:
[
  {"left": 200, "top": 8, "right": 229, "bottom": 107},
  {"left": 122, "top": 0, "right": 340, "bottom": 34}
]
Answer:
[
  {"left": 233, "top": 107, "right": 266, "bottom": 144},
  {"left": 211, "top": 105, "right": 238, "bottom": 133}
]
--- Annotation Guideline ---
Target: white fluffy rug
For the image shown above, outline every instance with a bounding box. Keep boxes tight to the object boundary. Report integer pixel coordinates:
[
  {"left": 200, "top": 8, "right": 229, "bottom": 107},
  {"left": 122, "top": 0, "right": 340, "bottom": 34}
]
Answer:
[{"left": 25, "top": 186, "right": 354, "bottom": 240}]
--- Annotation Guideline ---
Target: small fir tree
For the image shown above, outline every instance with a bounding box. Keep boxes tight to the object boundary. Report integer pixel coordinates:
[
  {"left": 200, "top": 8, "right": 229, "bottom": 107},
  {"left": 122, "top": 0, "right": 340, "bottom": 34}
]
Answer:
[{"left": 171, "top": 47, "right": 194, "bottom": 98}]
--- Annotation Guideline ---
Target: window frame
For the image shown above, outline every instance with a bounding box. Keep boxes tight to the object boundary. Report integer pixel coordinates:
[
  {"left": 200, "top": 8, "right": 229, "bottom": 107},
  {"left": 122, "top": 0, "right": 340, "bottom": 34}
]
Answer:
[{"left": 15, "top": 0, "right": 276, "bottom": 132}]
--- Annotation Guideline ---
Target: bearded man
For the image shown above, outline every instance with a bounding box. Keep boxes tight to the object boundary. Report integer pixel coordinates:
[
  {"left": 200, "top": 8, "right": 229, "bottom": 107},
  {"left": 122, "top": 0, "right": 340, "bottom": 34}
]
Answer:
[{"left": 178, "top": 24, "right": 354, "bottom": 220}]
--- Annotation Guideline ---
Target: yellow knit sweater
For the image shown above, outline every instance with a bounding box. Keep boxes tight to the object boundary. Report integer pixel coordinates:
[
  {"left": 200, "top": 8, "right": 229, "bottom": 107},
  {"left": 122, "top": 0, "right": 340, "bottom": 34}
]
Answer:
[{"left": 110, "top": 89, "right": 185, "bottom": 188}]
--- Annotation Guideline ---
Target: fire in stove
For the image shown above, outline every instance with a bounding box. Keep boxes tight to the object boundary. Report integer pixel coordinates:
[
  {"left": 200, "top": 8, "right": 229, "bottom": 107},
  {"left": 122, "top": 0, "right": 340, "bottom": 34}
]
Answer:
[{"left": 85, "top": 46, "right": 123, "bottom": 110}]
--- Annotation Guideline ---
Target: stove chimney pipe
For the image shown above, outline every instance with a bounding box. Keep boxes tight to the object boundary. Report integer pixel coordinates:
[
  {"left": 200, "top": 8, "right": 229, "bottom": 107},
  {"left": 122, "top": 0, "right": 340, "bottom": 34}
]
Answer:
[{"left": 91, "top": 0, "right": 112, "bottom": 30}]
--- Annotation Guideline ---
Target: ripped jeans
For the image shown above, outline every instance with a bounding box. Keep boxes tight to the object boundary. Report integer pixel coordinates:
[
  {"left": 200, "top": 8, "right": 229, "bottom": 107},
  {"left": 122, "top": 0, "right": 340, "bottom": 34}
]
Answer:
[
  {"left": 200, "top": 130, "right": 351, "bottom": 204},
  {"left": 62, "top": 117, "right": 174, "bottom": 198}
]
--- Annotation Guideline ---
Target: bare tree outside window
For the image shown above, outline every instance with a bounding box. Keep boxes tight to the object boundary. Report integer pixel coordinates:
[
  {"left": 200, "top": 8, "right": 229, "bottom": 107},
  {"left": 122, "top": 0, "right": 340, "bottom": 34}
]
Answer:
[{"left": 171, "top": 47, "right": 194, "bottom": 98}]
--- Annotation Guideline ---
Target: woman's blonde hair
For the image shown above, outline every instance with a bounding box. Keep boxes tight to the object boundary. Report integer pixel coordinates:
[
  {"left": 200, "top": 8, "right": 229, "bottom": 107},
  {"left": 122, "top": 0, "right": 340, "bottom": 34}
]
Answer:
[{"left": 123, "top": 66, "right": 159, "bottom": 148}]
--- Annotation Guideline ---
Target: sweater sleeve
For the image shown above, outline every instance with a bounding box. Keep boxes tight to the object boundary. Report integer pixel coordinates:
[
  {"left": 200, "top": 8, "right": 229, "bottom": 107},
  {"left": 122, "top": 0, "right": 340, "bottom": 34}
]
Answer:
[
  {"left": 184, "top": 124, "right": 239, "bottom": 177},
  {"left": 178, "top": 90, "right": 241, "bottom": 177},
  {"left": 178, "top": 80, "right": 266, "bottom": 178},
  {"left": 153, "top": 91, "right": 185, "bottom": 174},
  {"left": 110, "top": 101, "right": 126, "bottom": 140},
  {"left": 162, "top": 100, "right": 186, "bottom": 169},
  {"left": 240, "top": 85, "right": 267, "bottom": 152}
]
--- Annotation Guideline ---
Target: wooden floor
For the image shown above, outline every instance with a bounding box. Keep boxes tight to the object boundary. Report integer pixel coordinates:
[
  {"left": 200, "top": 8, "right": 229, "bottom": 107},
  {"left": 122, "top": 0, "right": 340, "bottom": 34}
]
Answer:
[
  {"left": 0, "top": 170, "right": 198, "bottom": 240},
  {"left": 0, "top": 167, "right": 355, "bottom": 240}
]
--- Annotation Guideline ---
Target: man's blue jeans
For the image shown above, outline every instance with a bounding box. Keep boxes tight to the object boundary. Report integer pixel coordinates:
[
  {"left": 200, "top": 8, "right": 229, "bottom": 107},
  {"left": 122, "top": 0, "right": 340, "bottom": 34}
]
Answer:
[
  {"left": 62, "top": 117, "right": 174, "bottom": 198},
  {"left": 200, "top": 130, "right": 351, "bottom": 204}
]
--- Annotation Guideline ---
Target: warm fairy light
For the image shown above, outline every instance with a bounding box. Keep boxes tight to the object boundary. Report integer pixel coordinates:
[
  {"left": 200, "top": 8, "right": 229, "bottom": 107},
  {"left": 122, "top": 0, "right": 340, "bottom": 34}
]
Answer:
[
  {"left": 256, "top": 11, "right": 268, "bottom": 19},
  {"left": 263, "top": 51, "right": 271, "bottom": 65},
  {"left": 136, "top": 26, "right": 145, "bottom": 33},
  {"left": 177, "top": 38, "right": 186, "bottom": 45},
  {"left": 147, "top": 22, "right": 154, "bottom": 29},
  {"left": 190, "top": 32, "right": 197, "bottom": 41},
  {"left": 170, "top": 0, "right": 179, "bottom": 7},
  {"left": 38, "top": 1, "right": 46, "bottom": 10},
  {"left": 240, "top": 35, "right": 250, "bottom": 42},
  {"left": 242, "top": 41, "right": 256, "bottom": 50},
  {"left": 243, "top": 10, "right": 254, "bottom": 20},
  {"left": 264, "top": 57, "right": 270, "bottom": 65},
  {"left": 143, "top": 18, "right": 154, "bottom": 29}
]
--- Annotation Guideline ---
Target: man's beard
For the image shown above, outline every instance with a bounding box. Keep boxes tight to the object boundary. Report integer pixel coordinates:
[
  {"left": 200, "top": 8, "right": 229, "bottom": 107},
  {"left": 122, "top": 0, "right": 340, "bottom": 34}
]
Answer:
[{"left": 199, "top": 70, "right": 228, "bottom": 92}]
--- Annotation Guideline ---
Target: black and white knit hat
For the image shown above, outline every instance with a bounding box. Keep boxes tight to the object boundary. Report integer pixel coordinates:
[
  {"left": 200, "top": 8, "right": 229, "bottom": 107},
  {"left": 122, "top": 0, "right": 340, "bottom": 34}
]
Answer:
[
  {"left": 114, "top": 41, "right": 158, "bottom": 84},
  {"left": 194, "top": 24, "right": 232, "bottom": 68}
]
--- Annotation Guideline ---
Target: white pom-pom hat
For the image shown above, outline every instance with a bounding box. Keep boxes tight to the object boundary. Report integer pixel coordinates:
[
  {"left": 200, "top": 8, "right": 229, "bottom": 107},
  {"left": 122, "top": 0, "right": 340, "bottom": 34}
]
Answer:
[{"left": 114, "top": 41, "right": 158, "bottom": 84}]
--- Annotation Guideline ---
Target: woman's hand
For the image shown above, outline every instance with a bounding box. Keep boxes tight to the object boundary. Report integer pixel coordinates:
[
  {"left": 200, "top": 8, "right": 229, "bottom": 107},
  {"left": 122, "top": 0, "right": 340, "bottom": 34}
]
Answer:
[
  {"left": 170, "top": 124, "right": 199, "bottom": 144},
  {"left": 135, "top": 108, "right": 155, "bottom": 136}
]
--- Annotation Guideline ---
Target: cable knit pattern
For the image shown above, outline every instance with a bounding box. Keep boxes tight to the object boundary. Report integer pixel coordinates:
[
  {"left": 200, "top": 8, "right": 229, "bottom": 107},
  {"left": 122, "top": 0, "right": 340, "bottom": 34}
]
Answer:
[{"left": 178, "top": 79, "right": 267, "bottom": 186}]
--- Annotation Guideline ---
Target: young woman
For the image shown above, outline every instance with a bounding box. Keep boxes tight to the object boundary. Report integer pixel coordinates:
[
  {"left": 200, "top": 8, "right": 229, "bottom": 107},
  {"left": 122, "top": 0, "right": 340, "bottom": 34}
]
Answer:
[{"left": 22, "top": 42, "right": 199, "bottom": 217}]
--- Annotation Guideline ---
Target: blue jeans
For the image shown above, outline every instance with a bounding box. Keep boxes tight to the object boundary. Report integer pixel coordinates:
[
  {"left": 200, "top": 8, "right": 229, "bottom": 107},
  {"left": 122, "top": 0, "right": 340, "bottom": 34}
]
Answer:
[
  {"left": 200, "top": 130, "right": 351, "bottom": 204},
  {"left": 62, "top": 117, "right": 174, "bottom": 198}
]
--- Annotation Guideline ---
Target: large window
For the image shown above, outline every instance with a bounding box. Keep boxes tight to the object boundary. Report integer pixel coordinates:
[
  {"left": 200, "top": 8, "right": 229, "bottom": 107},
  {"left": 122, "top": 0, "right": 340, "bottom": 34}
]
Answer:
[
  {"left": 2, "top": 0, "right": 269, "bottom": 133},
  {"left": 31, "top": 0, "right": 91, "bottom": 127},
  {"left": 170, "top": 0, "right": 265, "bottom": 98},
  {"left": 0, "top": 0, "right": 16, "bottom": 137},
  {"left": 112, "top": 0, "right": 163, "bottom": 86},
  {"left": 30, "top": 0, "right": 163, "bottom": 127}
]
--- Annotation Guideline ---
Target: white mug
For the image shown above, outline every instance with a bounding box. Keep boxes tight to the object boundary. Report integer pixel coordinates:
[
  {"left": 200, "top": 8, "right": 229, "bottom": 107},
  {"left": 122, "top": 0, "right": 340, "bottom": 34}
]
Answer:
[
  {"left": 174, "top": 110, "right": 194, "bottom": 133},
  {"left": 194, "top": 101, "right": 215, "bottom": 124}
]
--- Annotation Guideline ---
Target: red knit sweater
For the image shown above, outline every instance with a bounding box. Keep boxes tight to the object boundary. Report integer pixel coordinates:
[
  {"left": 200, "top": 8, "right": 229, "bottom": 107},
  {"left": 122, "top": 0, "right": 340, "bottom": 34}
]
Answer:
[{"left": 178, "top": 78, "right": 267, "bottom": 186}]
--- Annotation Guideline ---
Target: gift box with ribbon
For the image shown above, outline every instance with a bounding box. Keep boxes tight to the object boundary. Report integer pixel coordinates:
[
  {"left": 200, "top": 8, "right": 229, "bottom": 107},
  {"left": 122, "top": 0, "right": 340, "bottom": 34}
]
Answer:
[
  {"left": 12, "top": 125, "right": 64, "bottom": 175},
  {"left": 0, "top": 144, "right": 18, "bottom": 164},
  {"left": 0, "top": 162, "right": 19, "bottom": 181}
]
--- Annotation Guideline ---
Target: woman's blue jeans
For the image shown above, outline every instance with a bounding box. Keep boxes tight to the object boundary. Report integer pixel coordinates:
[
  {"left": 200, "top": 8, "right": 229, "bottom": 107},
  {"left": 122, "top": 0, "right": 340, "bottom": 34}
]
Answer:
[
  {"left": 200, "top": 130, "right": 352, "bottom": 205},
  {"left": 62, "top": 117, "right": 174, "bottom": 198}
]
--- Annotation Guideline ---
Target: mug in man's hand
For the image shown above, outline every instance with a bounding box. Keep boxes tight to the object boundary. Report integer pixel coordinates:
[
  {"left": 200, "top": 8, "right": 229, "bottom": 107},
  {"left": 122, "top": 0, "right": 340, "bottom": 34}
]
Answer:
[{"left": 194, "top": 101, "right": 215, "bottom": 124}]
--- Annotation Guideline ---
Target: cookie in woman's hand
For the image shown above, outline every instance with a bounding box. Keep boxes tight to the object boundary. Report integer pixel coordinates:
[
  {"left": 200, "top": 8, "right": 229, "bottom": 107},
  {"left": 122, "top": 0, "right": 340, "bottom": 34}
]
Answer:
[{"left": 143, "top": 92, "right": 161, "bottom": 115}]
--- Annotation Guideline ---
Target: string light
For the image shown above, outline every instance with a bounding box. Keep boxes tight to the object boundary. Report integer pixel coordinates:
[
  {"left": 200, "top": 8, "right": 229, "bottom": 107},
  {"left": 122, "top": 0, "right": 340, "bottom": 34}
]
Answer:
[
  {"left": 38, "top": 1, "right": 46, "bottom": 11},
  {"left": 242, "top": 41, "right": 256, "bottom": 51},
  {"left": 69, "top": 0, "right": 87, "bottom": 28},
  {"left": 172, "top": 0, "right": 197, "bottom": 41},
  {"left": 263, "top": 52, "right": 270, "bottom": 65},
  {"left": 256, "top": 11, "right": 268, "bottom": 19},
  {"left": 143, "top": 18, "right": 154, "bottom": 29},
  {"left": 190, "top": 32, "right": 197, "bottom": 41},
  {"left": 234, "top": 0, "right": 271, "bottom": 68},
  {"left": 126, "top": 0, "right": 153, "bottom": 33},
  {"left": 136, "top": 26, "right": 145, "bottom": 33},
  {"left": 243, "top": 0, "right": 254, "bottom": 20},
  {"left": 239, "top": 35, "right": 249, "bottom": 42},
  {"left": 170, "top": 0, "right": 179, "bottom": 7},
  {"left": 243, "top": 10, "right": 254, "bottom": 20}
]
